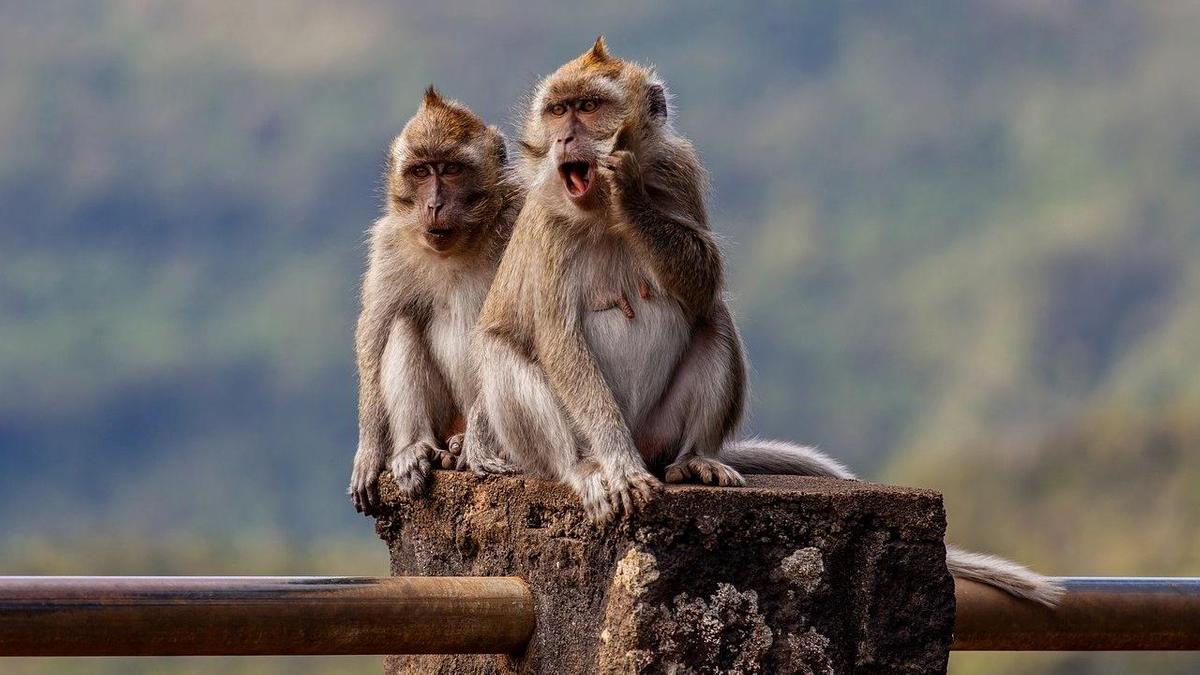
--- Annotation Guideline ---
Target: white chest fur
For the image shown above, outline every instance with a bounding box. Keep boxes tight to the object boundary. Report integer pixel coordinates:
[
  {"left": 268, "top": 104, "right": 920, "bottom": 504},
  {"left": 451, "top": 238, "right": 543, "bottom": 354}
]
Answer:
[
  {"left": 578, "top": 236, "right": 691, "bottom": 428},
  {"left": 427, "top": 271, "right": 491, "bottom": 410}
]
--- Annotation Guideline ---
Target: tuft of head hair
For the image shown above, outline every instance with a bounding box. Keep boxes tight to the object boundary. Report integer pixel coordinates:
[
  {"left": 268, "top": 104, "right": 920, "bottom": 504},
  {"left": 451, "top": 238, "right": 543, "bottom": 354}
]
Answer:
[
  {"left": 583, "top": 35, "right": 611, "bottom": 65},
  {"left": 422, "top": 85, "right": 446, "bottom": 109}
]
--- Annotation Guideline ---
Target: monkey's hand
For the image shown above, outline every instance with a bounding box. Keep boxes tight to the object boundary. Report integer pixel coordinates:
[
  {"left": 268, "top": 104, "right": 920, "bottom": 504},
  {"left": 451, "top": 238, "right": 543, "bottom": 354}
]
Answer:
[
  {"left": 349, "top": 442, "right": 387, "bottom": 515},
  {"left": 602, "top": 149, "right": 648, "bottom": 215},
  {"left": 589, "top": 289, "right": 636, "bottom": 320},
  {"left": 389, "top": 441, "right": 434, "bottom": 498},
  {"left": 573, "top": 450, "right": 660, "bottom": 525}
]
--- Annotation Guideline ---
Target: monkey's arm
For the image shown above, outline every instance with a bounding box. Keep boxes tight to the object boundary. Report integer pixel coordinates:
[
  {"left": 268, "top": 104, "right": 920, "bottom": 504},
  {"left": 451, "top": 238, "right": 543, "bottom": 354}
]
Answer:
[
  {"left": 604, "top": 151, "right": 723, "bottom": 318},
  {"left": 349, "top": 289, "right": 394, "bottom": 514},
  {"left": 350, "top": 287, "right": 446, "bottom": 510}
]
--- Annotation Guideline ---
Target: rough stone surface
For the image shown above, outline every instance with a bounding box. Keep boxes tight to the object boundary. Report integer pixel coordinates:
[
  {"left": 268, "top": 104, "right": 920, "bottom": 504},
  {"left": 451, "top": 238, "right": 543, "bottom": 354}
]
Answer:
[{"left": 374, "top": 471, "right": 954, "bottom": 674}]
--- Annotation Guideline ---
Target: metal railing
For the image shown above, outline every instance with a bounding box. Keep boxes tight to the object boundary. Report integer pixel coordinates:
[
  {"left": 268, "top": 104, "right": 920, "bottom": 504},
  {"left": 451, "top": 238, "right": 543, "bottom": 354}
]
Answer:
[
  {"left": 0, "top": 576, "right": 533, "bottom": 656},
  {"left": 1, "top": 575, "right": 1198, "bottom": 656},
  {"left": 953, "top": 577, "right": 1200, "bottom": 650}
]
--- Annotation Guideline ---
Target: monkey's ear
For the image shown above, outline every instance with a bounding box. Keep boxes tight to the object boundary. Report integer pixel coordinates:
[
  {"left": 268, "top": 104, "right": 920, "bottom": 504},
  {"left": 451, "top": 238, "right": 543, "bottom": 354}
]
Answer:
[
  {"left": 589, "top": 35, "right": 610, "bottom": 62},
  {"left": 422, "top": 85, "right": 445, "bottom": 109},
  {"left": 647, "top": 83, "right": 668, "bottom": 120},
  {"left": 489, "top": 126, "right": 508, "bottom": 165}
]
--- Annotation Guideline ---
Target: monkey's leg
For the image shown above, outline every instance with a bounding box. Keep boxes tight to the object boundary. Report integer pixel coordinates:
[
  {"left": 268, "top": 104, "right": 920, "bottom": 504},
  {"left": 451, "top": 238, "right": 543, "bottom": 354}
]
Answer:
[
  {"left": 473, "top": 338, "right": 579, "bottom": 477},
  {"left": 453, "top": 403, "right": 521, "bottom": 475},
  {"left": 380, "top": 317, "right": 454, "bottom": 496},
  {"left": 474, "top": 337, "right": 634, "bottom": 522},
  {"left": 639, "top": 307, "right": 748, "bottom": 487}
]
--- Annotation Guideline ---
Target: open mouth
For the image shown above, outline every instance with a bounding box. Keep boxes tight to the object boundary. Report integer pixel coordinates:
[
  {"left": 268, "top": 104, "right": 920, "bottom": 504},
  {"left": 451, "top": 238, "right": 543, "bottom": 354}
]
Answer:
[
  {"left": 558, "top": 161, "right": 592, "bottom": 198},
  {"left": 425, "top": 227, "right": 454, "bottom": 240}
]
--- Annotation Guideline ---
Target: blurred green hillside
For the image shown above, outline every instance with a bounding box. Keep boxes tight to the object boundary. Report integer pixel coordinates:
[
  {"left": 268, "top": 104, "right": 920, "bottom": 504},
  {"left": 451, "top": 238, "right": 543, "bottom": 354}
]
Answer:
[{"left": 1, "top": 2, "right": 1198, "bottom": 673}]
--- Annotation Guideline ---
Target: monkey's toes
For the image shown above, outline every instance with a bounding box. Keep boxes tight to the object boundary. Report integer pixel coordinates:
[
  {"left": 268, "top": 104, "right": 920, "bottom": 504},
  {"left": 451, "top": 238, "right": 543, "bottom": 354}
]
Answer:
[
  {"left": 663, "top": 457, "right": 746, "bottom": 487},
  {"left": 470, "top": 455, "right": 521, "bottom": 477},
  {"left": 430, "top": 448, "right": 458, "bottom": 470}
]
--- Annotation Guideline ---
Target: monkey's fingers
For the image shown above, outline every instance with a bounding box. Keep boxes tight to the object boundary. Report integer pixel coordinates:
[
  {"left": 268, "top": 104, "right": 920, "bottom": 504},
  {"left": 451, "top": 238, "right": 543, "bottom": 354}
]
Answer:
[
  {"left": 616, "top": 486, "right": 634, "bottom": 518},
  {"left": 616, "top": 292, "right": 635, "bottom": 320},
  {"left": 638, "top": 280, "right": 653, "bottom": 300},
  {"left": 589, "top": 293, "right": 637, "bottom": 320}
]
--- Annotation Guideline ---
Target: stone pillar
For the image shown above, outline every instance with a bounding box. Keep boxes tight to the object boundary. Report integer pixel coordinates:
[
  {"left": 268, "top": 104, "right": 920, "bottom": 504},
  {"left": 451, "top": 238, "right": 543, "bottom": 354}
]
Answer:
[{"left": 375, "top": 472, "right": 953, "bottom": 674}]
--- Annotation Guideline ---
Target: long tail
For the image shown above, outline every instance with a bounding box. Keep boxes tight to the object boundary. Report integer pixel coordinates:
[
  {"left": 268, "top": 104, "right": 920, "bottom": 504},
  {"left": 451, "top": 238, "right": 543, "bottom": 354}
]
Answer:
[
  {"left": 945, "top": 544, "right": 1064, "bottom": 606},
  {"left": 719, "top": 437, "right": 857, "bottom": 479},
  {"left": 718, "top": 437, "right": 1064, "bottom": 607}
]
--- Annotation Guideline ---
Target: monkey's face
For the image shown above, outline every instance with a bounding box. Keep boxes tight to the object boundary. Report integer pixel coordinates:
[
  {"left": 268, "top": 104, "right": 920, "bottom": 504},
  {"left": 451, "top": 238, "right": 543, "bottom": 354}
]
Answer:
[
  {"left": 523, "top": 38, "right": 669, "bottom": 212},
  {"left": 388, "top": 88, "right": 506, "bottom": 256},
  {"left": 399, "top": 158, "right": 477, "bottom": 253},
  {"left": 541, "top": 91, "right": 623, "bottom": 209}
]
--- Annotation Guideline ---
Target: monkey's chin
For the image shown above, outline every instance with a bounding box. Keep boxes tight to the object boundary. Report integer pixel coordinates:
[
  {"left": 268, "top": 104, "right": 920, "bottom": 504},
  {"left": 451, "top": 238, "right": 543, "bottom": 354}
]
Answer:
[{"left": 423, "top": 229, "right": 460, "bottom": 254}]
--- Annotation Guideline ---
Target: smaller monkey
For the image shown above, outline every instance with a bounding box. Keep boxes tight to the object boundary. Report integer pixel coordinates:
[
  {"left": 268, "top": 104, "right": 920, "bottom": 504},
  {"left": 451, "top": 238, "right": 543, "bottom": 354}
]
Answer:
[{"left": 349, "top": 87, "right": 518, "bottom": 515}]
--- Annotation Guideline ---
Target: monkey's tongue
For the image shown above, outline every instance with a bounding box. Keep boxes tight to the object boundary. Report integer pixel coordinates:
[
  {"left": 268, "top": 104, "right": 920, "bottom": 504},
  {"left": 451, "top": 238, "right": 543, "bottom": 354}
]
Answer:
[
  {"left": 569, "top": 170, "right": 588, "bottom": 195},
  {"left": 561, "top": 162, "right": 591, "bottom": 196}
]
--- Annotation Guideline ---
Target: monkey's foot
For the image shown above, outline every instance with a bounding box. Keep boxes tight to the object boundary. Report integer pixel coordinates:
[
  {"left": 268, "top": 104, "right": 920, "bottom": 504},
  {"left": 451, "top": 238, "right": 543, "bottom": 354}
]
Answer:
[
  {"left": 431, "top": 447, "right": 458, "bottom": 470},
  {"left": 432, "top": 434, "right": 462, "bottom": 470},
  {"left": 589, "top": 291, "right": 636, "bottom": 320},
  {"left": 467, "top": 452, "right": 522, "bottom": 477},
  {"left": 453, "top": 433, "right": 521, "bottom": 476},
  {"left": 390, "top": 445, "right": 433, "bottom": 497},
  {"left": 664, "top": 456, "right": 747, "bottom": 487}
]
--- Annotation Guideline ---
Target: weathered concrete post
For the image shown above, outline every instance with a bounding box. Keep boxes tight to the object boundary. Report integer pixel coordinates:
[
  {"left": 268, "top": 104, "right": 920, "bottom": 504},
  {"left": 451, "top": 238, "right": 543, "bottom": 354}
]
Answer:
[{"left": 374, "top": 472, "right": 954, "bottom": 674}]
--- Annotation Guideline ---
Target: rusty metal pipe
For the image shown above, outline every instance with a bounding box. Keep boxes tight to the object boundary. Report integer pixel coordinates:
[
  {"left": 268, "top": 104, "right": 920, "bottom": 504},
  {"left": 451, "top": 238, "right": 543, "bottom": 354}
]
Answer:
[
  {"left": 954, "top": 577, "right": 1200, "bottom": 650},
  {"left": 0, "top": 576, "right": 534, "bottom": 656}
]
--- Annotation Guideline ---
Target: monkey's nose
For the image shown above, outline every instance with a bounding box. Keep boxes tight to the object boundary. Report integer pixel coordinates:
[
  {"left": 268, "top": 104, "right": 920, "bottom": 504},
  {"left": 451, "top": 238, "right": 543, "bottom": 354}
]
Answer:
[
  {"left": 427, "top": 201, "right": 444, "bottom": 219},
  {"left": 560, "top": 135, "right": 575, "bottom": 148}
]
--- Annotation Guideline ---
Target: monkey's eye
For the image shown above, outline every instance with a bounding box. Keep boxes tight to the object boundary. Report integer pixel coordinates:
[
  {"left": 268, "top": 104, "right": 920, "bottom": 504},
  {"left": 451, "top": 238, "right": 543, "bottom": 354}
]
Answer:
[
  {"left": 441, "top": 162, "right": 463, "bottom": 176},
  {"left": 578, "top": 99, "right": 598, "bottom": 113},
  {"left": 410, "top": 165, "right": 431, "bottom": 179},
  {"left": 550, "top": 103, "right": 568, "bottom": 117}
]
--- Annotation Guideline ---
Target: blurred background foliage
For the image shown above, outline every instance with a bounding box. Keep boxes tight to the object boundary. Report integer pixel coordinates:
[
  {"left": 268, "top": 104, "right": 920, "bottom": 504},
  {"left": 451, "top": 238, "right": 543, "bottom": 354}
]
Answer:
[{"left": 1, "top": 1, "right": 1198, "bottom": 672}]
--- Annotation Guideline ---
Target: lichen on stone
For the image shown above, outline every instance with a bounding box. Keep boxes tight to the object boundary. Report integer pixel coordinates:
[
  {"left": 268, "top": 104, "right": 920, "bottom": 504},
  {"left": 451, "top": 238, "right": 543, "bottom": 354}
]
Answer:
[
  {"left": 652, "top": 583, "right": 773, "bottom": 674},
  {"left": 779, "top": 547, "right": 824, "bottom": 594},
  {"left": 613, "top": 547, "right": 661, "bottom": 595},
  {"left": 778, "top": 628, "right": 834, "bottom": 675}
]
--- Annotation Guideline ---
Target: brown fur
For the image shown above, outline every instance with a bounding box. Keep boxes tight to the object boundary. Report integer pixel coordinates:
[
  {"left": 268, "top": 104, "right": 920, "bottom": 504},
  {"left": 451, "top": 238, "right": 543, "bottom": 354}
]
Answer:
[
  {"left": 349, "top": 88, "right": 518, "bottom": 514},
  {"left": 465, "top": 38, "right": 748, "bottom": 523},
  {"left": 459, "top": 41, "right": 1063, "bottom": 607}
]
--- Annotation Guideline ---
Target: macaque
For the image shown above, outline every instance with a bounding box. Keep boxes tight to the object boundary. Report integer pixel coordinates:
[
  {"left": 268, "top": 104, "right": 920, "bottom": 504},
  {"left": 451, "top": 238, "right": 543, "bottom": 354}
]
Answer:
[
  {"left": 461, "top": 38, "right": 1062, "bottom": 606},
  {"left": 463, "top": 37, "right": 846, "bottom": 517},
  {"left": 349, "top": 87, "right": 518, "bottom": 514}
]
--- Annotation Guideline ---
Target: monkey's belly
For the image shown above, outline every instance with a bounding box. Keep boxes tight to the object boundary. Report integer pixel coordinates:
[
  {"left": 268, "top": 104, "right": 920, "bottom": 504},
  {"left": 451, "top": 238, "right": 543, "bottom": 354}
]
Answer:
[{"left": 583, "top": 297, "right": 691, "bottom": 429}]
